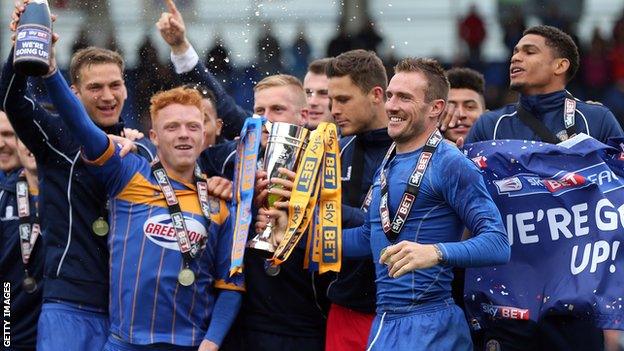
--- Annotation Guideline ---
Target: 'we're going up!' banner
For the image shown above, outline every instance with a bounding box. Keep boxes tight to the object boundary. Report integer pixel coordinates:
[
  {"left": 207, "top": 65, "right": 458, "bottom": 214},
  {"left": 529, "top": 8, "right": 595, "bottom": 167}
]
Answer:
[{"left": 464, "top": 134, "right": 624, "bottom": 329}]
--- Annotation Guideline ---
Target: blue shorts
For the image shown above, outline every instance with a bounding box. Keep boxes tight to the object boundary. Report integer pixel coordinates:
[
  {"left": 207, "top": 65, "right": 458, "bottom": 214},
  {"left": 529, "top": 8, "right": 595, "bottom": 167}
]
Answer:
[
  {"left": 102, "top": 334, "right": 198, "bottom": 351},
  {"left": 366, "top": 299, "right": 472, "bottom": 351},
  {"left": 37, "top": 302, "right": 109, "bottom": 351}
]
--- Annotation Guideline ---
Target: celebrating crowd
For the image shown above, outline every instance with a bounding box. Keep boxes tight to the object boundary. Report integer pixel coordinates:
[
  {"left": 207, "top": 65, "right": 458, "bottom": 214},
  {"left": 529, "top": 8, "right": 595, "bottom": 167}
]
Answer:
[{"left": 1, "top": 1, "right": 623, "bottom": 351}]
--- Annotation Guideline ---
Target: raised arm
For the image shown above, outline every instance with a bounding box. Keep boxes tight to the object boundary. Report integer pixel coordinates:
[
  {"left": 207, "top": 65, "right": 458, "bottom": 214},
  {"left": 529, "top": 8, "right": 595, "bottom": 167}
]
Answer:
[
  {"left": 43, "top": 70, "right": 109, "bottom": 159},
  {"left": 156, "top": 0, "right": 249, "bottom": 139}
]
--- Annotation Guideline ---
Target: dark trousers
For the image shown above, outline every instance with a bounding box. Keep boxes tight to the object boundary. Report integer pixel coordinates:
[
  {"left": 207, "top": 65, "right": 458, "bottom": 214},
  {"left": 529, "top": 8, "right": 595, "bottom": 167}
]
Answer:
[
  {"left": 473, "top": 316, "right": 604, "bottom": 351},
  {"left": 222, "top": 328, "right": 324, "bottom": 351}
]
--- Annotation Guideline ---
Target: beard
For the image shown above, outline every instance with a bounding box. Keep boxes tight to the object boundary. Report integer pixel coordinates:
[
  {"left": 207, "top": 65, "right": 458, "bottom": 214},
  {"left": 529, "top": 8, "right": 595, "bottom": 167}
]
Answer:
[{"left": 509, "top": 81, "right": 524, "bottom": 92}]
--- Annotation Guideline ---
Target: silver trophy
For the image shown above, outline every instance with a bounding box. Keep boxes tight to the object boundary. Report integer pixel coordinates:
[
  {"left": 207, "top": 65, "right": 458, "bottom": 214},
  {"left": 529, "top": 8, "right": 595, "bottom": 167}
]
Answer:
[{"left": 247, "top": 122, "right": 309, "bottom": 255}]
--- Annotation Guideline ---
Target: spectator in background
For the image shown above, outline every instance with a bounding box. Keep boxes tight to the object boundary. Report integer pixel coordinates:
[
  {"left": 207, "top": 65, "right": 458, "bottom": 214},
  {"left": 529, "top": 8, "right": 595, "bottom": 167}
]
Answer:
[
  {"left": 610, "top": 12, "right": 624, "bottom": 85},
  {"left": 581, "top": 28, "right": 610, "bottom": 101},
  {"left": 71, "top": 26, "right": 92, "bottom": 56},
  {"left": 354, "top": 15, "right": 384, "bottom": 53},
  {"left": 498, "top": 0, "right": 527, "bottom": 54},
  {"left": 105, "top": 31, "right": 123, "bottom": 56},
  {"left": 458, "top": 4, "right": 487, "bottom": 65},
  {"left": 256, "top": 22, "right": 283, "bottom": 76},
  {"left": 290, "top": 26, "right": 312, "bottom": 79},
  {"left": 135, "top": 36, "right": 178, "bottom": 129},
  {"left": 205, "top": 35, "right": 233, "bottom": 86},
  {"left": 327, "top": 19, "right": 355, "bottom": 57}
]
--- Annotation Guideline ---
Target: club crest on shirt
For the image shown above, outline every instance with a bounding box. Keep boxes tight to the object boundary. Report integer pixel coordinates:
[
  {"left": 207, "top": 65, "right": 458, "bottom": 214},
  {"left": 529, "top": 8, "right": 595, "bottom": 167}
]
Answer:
[{"left": 144, "top": 214, "right": 207, "bottom": 251}]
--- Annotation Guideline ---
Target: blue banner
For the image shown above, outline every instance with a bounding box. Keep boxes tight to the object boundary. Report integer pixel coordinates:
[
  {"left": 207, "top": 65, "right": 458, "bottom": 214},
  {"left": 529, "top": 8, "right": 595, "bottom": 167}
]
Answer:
[
  {"left": 229, "top": 116, "right": 264, "bottom": 275},
  {"left": 463, "top": 134, "right": 624, "bottom": 330}
]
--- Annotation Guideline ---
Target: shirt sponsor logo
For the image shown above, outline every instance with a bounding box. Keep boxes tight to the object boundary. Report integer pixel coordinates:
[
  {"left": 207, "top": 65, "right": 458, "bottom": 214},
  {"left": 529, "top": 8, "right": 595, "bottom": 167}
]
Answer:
[
  {"left": 144, "top": 214, "right": 207, "bottom": 251},
  {"left": 481, "top": 303, "right": 529, "bottom": 320},
  {"left": 543, "top": 172, "right": 585, "bottom": 193},
  {"left": 472, "top": 156, "right": 488, "bottom": 169}
]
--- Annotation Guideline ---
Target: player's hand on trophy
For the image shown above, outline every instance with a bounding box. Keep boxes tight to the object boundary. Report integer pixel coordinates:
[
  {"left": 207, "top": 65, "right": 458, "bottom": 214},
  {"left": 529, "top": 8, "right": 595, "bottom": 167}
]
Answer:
[
  {"left": 156, "top": 0, "right": 189, "bottom": 54},
  {"left": 268, "top": 167, "right": 296, "bottom": 202},
  {"left": 256, "top": 206, "right": 288, "bottom": 246},
  {"left": 207, "top": 176, "right": 233, "bottom": 201},
  {"left": 380, "top": 241, "right": 441, "bottom": 278},
  {"left": 253, "top": 170, "right": 269, "bottom": 208},
  {"left": 198, "top": 339, "right": 218, "bottom": 351},
  {"left": 10, "top": 0, "right": 59, "bottom": 76}
]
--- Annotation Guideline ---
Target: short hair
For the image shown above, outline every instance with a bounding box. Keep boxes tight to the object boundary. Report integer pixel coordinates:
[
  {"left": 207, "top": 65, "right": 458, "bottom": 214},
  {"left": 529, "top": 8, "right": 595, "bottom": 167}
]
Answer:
[
  {"left": 326, "top": 49, "right": 387, "bottom": 93},
  {"left": 523, "top": 25, "right": 579, "bottom": 82},
  {"left": 254, "top": 74, "right": 306, "bottom": 108},
  {"left": 394, "top": 58, "right": 449, "bottom": 102},
  {"left": 307, "top": 58, "right": 333, "bottom": 75},
  {"left": 182, "top": 83, "right": 217, "bottom": 104},
  {"left": 149, "top": 87, "right": 203, "bottom": 123},
  {"left": 69, "top": 47, "right": 125, "bottom": 85},
  {"left": 446, "top": 67, "right": 485, "bottom": 96}
]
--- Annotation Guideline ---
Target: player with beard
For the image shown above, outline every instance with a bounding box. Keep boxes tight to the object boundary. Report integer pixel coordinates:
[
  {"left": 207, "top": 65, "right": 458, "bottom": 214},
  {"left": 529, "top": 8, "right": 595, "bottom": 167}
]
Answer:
[{"left": 260, "top": 57, "right": 509, "bottom": 351}]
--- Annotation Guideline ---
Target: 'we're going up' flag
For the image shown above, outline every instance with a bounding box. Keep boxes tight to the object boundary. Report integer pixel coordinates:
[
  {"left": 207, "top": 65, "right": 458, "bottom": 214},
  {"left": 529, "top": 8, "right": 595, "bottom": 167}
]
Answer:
[{"left": 463, "top": 134, "right": 624, "bottom": 330}]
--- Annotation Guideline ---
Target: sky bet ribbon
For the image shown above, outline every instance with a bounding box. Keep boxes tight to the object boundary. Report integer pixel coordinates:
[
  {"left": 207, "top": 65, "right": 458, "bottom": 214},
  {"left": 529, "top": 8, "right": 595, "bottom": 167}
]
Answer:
[
  {"left": 230, "top": 116, "right": 264, "bottom": 275},
  {"left": 314, "top": 124, "right": 341, "bottom": 273},
  {"left": 463, "top": 134, "right": 624, "bottom": 330},
  {"left": 272, "top": 123, "right": 342, "bottom": 273}
]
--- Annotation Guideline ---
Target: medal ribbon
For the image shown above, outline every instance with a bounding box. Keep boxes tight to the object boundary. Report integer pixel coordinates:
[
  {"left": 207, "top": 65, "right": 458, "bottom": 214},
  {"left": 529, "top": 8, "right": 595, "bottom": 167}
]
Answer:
[
  {"left": 378, "top": 129, "right": 443, "bottom": 242},
  {"left": 316, "top": 124, "right": 342, "bottom": 273},
  {"left": 271, "top": 123, "right": 326, "bottom": 266},
  {"left": 230, "top": 116, "right": 264, "bottom": 275},
  {"left": 16, "top": 171, "right": 40, "bottom": 268},
  {"left": 272, "top": 123, "right": 342, "bottom": 273},
  {"left": 151, "top": 161, "right": 211, "bottom": 269}
]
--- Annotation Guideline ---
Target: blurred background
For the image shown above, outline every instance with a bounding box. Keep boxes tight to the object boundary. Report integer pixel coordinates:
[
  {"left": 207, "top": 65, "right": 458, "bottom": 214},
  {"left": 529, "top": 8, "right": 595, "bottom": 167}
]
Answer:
[{"left": 2, "top": 0, "right": 624, "bottom": 132}]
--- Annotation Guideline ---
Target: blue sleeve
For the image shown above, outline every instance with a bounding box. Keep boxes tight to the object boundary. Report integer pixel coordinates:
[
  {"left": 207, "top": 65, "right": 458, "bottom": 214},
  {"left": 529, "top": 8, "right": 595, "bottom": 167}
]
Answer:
[
  {"left": 341, "top": 203, "right": 366, "bottom": 228},
  {"left": 342, "top": 211, "right": 372, "bottom": 258},
  {"left": 204, "top": 290, "right": 242, "bottom": 346},
  {"left": 465, "top": 111, "right": 490, "bottom": 143},
  {"left": 0, "top": 51, "right": 65, "bottom": 160},
  {"left": 179, "top": 61, "right": 249, "bottom": 140},
  {"left": 436, "top": 151, "right": 510, "bottom": 267},
  {"left": 597, "top": 109, "right": 624, "bottom": 142},
  {"left": 43, "top": 70, "right": 109, "bottom": 159}
]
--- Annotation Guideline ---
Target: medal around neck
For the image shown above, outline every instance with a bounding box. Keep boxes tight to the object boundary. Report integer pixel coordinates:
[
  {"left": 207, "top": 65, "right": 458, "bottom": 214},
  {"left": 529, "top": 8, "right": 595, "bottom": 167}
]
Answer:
[
  {"left": 178, "top": 268, "right": 195, "bottom": 286},
  {"left": 264, "top": 261, "right": 281, "bottom": 276},
  {"left": 92, "top": 217, "right": 109, "bottom": 236},
  {"left": 22, "top": 275, "right": 37, "bottom": 294}
]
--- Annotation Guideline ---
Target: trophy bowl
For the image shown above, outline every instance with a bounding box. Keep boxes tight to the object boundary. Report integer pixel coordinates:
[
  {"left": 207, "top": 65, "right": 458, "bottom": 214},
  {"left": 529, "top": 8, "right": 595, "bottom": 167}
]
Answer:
[{"left": 246, "top": 122, "right": 309, "bottom": 255}]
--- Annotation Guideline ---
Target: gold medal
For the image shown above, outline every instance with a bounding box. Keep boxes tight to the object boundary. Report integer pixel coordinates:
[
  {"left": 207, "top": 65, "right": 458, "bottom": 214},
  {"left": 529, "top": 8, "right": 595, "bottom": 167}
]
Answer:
[
  {"left": 380, "top": 247, "right": 392, "bottom": 266},
  {"left": 264, "top": 261, "right": 281, "bottom": 276},
  {"left": 178, "top": 268, "right": 195, "bottom": 286},
  {"left": 92, "top": 217, "right": 109, "bottom": 236},
  {"left": 22, "top": 276, "right": 37, "bottom": 294}
]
